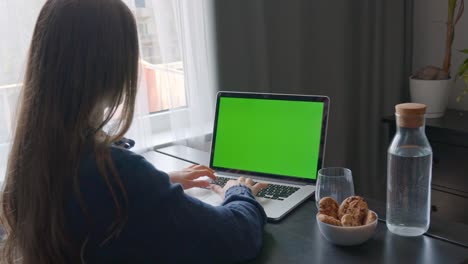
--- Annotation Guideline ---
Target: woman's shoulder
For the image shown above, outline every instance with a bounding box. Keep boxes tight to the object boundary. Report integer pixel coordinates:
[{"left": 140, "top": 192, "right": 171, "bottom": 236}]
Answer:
[
  {"left": 79, "top": 146, "right": 169, "bottom": 186},
  {"left": 76, "top": 146, "right": 173, "bottom": 215},
  {"left": 80, "top": 145, "right": 152, "bottom": 169},
  {"left": 109, "top": 146, "right": 147, "bottom": 167},
  {"left": 109, "top": 146, "right": 168, "bottom": 176}
]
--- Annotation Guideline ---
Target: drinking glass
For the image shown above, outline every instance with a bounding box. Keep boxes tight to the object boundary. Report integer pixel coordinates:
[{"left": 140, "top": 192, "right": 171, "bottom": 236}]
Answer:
[{"left": 315, "top": 167, "right": 355, "bottom": 208}]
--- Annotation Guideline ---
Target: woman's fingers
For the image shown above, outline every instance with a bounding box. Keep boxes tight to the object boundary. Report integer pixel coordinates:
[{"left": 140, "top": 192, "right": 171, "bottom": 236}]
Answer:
[
  {"left": 185, "top": 165, "right": 216, "bottom": 180},
  {"left": 210, "top": 176, "right": 269, "bottom": 197},
  {"left": 246, "top": 178, "right": 254, "bottom": 186},
  {"left": 189, "top": 165, "right": 215, "bottom": 174},
  {"left": 202, "top": 165, "right": 216, "bottom": 174},
  {"left": 250, "top": 182, "right": 269, "bottom": 195},
  {"left": 188, "top": 169, "right": 216, "bottom": 181}
]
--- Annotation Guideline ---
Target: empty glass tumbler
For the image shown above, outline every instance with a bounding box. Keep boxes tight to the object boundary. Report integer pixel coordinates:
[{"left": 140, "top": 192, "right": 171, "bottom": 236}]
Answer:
[
  {"left": 387, "top": 103, "right": 432, "bottom": 237},
  {"left": 315, "top": 167, "right": 355, "bottom": 208}
]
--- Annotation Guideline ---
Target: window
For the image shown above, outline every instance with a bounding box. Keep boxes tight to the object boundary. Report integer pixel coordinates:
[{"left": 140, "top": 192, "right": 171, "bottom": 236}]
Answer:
[
  {"left": 134, "top": 1, "right": 187, "bottom": 114},
  {"left": 143, "top": 61, "right": 186, "bottom": 113},
  {"left": 0, "top": 85, "right": 20, "bottom": 144},
  {"left": 0, "top": 1, "right": 189, "bottom": 143},
  {"left": 134, "top": 0, "right": 146, "bottom": 8},
  {"left": 0, "top": 0, "right": 215, "bottom": 180},
  {"left": 137, "top": 23, "right": 149, "bottom": 36},
  {"left": 0, "top": 84, "right": 21, "bottom": 181}
]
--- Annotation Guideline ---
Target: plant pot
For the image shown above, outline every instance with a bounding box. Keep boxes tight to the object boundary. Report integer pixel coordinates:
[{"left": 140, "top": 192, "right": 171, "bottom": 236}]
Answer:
[{"left": 409, "top": 77, "right": 453, "bottom": 118}]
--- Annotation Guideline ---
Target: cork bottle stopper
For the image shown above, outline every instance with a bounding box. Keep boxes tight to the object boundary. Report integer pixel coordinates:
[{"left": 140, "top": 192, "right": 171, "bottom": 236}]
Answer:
[{"left": 395, "top": 103, "right": 426, "bottom": 128}]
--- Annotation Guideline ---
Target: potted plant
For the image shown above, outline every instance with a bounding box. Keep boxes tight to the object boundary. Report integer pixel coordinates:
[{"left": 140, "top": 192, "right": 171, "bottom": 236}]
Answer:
[
  {"left": 455, "top": 49, "right": 468, "bottom": 102},
  {"left": 410, "top": 0, "right": 464, "bottom": 118}
]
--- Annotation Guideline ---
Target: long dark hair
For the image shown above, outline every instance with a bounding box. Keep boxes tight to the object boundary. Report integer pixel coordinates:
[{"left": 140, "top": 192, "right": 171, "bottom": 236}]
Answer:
[{"left": 0, "top": 0, "right": 139, "bottom": 263}]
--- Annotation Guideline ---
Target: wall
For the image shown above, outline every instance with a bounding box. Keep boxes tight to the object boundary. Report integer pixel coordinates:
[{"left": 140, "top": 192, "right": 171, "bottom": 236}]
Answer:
[
  {"left": 213, "top": 0, "right": 412, "bottom": 200},
  {"left": 413, "top": 0, "right": 468, "bottom": 110}
]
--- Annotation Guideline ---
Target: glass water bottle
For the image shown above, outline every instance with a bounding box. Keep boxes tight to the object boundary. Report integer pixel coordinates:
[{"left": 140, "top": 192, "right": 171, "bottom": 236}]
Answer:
[{"left": 386, "top": 103, "right": 432, "bottom": 236}]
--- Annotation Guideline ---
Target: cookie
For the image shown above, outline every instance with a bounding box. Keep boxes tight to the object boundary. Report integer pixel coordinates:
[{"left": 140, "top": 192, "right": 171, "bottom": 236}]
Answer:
[
  {"left": 319, "top": 197, "right": 339, "bottom": 219},
  {"left": 338, "top": 196, "right": 368, "bottom": 225},
  {"left": 318, "top": 214, "right": 342, "bottom": 226},
  {"left": 341, "top": 214, "right": 359, "bottom": 226},
  {"left": 363, "top": 210, "right": 377, "bottom": 225}
]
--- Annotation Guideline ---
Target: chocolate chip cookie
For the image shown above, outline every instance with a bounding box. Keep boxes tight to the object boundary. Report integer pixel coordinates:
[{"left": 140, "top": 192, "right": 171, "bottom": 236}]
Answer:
[
  {"left": 341, "top": 214, "right": 359, "bottom": 226},
  {"left": 318, "top": 214, "right": 342, "bottom": 226},
  {"left": 338, "top": 196, "right": 368, "bottom": 225},
  {"left": 319, "top": 197, "right": 340, "bottom": 219}
]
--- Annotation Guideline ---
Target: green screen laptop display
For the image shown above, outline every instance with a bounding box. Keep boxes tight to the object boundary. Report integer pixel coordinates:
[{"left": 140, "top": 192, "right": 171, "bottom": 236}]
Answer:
[{"left": 212, "top": 96, "right": 325, "bottom": 180}]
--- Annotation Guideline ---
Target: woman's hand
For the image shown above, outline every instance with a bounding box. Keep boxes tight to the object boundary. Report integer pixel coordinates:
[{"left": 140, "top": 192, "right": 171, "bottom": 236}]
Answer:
[
  {"left": 168, "top": 164, "right": 217, "bottom": 190},
  {"left": 211, "top": 176, "right": 268, "bottom": 199}
]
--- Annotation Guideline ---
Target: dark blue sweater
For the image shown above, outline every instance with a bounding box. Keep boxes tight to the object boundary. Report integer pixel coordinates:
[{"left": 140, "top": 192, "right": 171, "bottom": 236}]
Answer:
[{"left": 67, "top": 147, "right": 266, "bottom": 263}]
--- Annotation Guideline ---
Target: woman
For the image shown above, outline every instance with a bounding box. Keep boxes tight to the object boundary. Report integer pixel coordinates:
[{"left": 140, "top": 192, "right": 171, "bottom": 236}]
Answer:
[{"left": 0, "top": 0, "right": 267, "bottom": 263}]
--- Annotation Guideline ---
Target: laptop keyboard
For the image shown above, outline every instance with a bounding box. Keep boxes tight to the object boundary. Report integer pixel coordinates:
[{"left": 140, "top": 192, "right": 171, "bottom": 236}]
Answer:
[
  {"left": 212, "top": 176, "right": 300, "bottom": 201},
  {"left": 212, "top": 176, "right": 231, "bottom": 187}
]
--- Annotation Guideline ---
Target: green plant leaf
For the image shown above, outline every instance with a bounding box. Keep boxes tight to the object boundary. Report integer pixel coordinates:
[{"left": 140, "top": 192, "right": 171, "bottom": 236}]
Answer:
[
  {"left": 460, "top": 49, "right": 468, "bottom": 54},
  {"left": 457, "top": 62, "right": 468, "bottom": 77}
]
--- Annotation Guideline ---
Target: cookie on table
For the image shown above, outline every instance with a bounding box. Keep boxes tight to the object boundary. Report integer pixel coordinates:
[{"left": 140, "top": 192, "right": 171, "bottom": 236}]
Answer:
[
  {"left": 338, "top": 196, "right": 369, "bottom": 224},
  {"left": 363, "top": 210, "right": 377, "bottom": 225},
  {"left": 319, "top": 197, "right": 339, "bottom": 219},
  {"left": 318, "top": 214, "right": 342, "bottom": 226}
]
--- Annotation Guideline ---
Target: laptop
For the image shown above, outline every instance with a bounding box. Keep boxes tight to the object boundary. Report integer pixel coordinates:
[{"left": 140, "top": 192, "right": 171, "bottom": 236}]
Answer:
[{"left": 185, "top": 91, "right": 330, "bottom": 221}]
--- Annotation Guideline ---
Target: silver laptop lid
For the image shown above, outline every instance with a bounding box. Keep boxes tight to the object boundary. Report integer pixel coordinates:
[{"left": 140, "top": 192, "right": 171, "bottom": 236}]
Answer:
[{"left": 209, "top": 92, "right": 330, "bottom": 185}]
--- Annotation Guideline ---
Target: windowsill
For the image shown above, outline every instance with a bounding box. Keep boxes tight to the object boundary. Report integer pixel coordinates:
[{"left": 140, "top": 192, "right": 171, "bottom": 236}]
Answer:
[
  {"left": 132, "top": 131, "right": 175, "bottom": 154},
  {"left": 0, "top": 129, "right": 212, "bottom": 184}
]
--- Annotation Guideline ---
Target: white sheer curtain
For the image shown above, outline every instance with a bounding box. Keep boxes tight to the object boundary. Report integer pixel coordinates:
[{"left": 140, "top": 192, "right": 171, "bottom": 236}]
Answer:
[
  {"left": 0, "top": 0, "right": 45, "bottom": 182},
  {"left": 123, "top": 0, "right": 217, "bottom": 153},
  {"left": 0, "top": 0, "right": 216, "bottom": 182},
  {"left": 172, "top": 0, "right": 217, "bottom": 148}
]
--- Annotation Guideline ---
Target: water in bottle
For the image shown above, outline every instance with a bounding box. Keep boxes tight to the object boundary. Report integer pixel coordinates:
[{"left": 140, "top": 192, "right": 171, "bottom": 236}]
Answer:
[{"left": 386, "top": 103, "right": 432, "bottom": 237}]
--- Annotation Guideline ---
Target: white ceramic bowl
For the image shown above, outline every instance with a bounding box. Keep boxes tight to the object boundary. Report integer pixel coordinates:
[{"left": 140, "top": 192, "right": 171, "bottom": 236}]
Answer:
[{"left": 316, "top": 210, "right": 378, "bottom": 246}]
